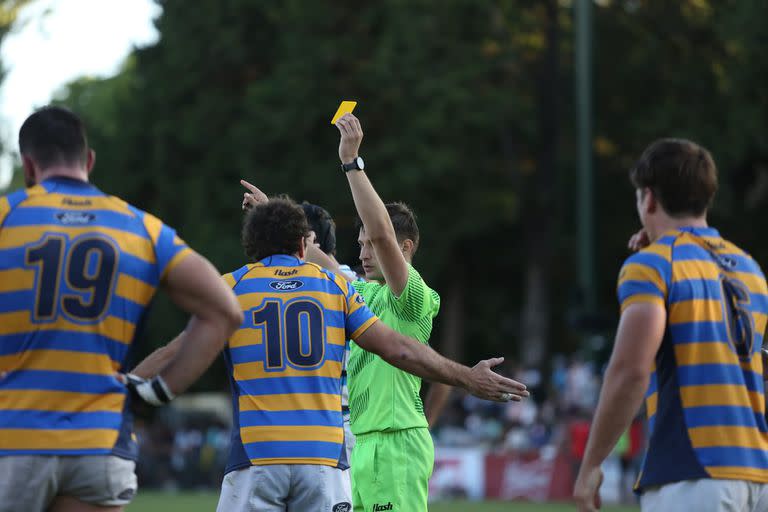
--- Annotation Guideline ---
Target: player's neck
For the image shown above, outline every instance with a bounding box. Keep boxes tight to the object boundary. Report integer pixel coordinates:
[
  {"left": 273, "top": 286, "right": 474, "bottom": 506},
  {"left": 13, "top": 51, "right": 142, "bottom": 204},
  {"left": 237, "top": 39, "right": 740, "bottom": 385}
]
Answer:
[{"left": 39, "top": 167, "right": 89, "bottom": 184}]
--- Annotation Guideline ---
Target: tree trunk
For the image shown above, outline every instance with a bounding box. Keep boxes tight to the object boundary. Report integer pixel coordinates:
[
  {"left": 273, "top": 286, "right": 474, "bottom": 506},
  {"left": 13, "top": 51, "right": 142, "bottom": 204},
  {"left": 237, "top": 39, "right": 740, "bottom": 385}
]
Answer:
[
  {"left": 519, "top": 0, "right": 559, "bottom": 366},
  {"left": 439, "top": 268, "right": 465, "bottom": 361}
]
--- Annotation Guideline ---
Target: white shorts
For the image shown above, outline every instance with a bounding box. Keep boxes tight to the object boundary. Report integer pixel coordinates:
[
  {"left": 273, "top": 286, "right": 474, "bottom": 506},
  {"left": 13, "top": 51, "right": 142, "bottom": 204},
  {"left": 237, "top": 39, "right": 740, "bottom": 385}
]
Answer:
[
  {"left": 217, "top": 464, "right": 352, "bottom": 512},
  {"left": 344, "top": 416, "right": 356, "bottom": 464},
  {"left": 641, "top": 479, "right": 768, "bottom": 512},
  {"left": 0, "top": 455, "right": 137, "bottom": 512}
]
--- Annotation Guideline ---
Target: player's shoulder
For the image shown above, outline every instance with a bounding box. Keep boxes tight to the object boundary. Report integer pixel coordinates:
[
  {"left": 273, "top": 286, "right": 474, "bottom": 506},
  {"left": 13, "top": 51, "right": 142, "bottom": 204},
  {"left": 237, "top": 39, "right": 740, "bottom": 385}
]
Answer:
[
  {"left": 0, "top": 184, "right": 56, "bottom": 227},
  {"left": 122, "top": 201, "right": 164, "bottom": 230},
  {"left": 404, "top": 264, "right": 439, "bottom": 298},
  {"left": 224, "top": 264, "right": 259, "bottom": 288},
  {"left": 618, "top": 238, "right": 677, "bottom": 291},
  {"left": 0, "top": 188, "right": 25, "bottom": 224},
  {"left": 293, "top": 260, "right": 337, "bottom": 283},
  {"left": 310, "top": 264, "right": 354, "bottom": 296},
  {"left": 1, "top": 184, "right": 45, "bottom": 212},
  {"left": 622, "top": 235, "right": 675, "bottom": 270},
  {"left": 716, "top": 236, "right": 767, "bottom": 280}
]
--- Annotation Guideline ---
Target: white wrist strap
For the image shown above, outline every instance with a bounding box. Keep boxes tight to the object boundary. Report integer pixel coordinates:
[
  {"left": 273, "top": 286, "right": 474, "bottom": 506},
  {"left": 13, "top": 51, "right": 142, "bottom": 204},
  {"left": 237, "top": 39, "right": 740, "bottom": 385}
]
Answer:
[{"left": 128, "top": 374, "right": 175, "bottom": 406}]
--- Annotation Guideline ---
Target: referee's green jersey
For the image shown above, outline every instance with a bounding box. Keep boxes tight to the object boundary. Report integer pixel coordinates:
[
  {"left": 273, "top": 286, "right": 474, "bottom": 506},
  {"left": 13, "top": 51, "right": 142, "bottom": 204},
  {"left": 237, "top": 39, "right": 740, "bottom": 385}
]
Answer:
[{"left": 347, "top": 264, "right": 440, "bottom": 435}]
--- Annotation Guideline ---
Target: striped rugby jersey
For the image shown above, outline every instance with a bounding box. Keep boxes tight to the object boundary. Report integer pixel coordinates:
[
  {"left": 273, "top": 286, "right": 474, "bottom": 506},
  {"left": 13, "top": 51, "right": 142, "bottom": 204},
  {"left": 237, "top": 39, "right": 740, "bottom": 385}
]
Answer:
[
  {"left": 337, "top": 263, "right": 361, "bottom": 421},
  {"left": 618, "top": 226, "right": 768, "bottom": 490},
  {"left": 222, "top": 255, "right": 377, "bottom": 473},
  {"left": 0, "top": 176, "right": 191, "bottom": 458}
]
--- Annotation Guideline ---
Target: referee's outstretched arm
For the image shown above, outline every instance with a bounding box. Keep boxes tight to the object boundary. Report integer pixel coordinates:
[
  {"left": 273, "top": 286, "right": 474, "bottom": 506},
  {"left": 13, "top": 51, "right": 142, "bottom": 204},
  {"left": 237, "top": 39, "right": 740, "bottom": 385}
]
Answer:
[{"left": 355, "top": 320, "right": 529, "bottom": 403}]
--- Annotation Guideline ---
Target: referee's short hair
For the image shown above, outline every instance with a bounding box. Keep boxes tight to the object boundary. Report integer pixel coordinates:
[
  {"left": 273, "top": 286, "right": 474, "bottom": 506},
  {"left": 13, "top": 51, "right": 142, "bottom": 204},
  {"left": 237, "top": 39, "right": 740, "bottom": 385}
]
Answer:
[{"left": 356, "top": 202, "right": 420, "bottom": 255}]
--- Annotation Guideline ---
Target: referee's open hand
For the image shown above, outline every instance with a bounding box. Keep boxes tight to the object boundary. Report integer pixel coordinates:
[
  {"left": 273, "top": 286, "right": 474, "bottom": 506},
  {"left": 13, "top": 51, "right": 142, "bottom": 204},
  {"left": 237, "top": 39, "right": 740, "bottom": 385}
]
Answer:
[{"left": 466, "top": 357, "right": 529, "bottom": 402}]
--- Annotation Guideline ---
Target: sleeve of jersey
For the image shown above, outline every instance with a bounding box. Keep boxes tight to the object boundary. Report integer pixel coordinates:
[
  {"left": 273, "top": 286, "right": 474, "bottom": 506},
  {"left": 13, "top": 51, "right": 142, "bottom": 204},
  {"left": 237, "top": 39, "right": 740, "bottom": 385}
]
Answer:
[
  {"left": 617, "top": 252, "right": 668, "bottom": 313},
  {"left": 0, "top": 196, "right": 9, "bottom": 228},
  {"left": 143, "top": 214, "right": 193, "bottom": 282},
  {"left": 222, "top": 273, "right": 236, "bottom": 289},
  {"left": 345, "top": 281, "right": 378, "bottom": 340},
  {"left": 386, "top": 264, "right": 433, "bottom": 322}
]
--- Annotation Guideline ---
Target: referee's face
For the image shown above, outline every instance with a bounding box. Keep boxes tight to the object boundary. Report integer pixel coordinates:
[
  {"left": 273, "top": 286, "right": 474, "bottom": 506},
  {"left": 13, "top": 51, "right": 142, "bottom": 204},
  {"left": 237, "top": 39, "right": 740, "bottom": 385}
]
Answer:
[{"left": 358, "top": 227, "right": 383, "bottom": 281}]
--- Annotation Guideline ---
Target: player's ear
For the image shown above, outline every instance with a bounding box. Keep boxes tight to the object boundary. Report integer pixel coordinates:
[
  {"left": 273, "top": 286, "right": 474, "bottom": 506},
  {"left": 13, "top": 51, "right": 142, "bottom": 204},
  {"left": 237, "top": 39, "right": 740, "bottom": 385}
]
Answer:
[
  {"left": 86, "top": 149, "right": 96, "bottom": 175},
  {"left": 645, "top": 188, "right": 659, "bottom": 215},
  {"left": 21, "top": 154, "right": 37, "bottom": 187},
  {"left": 401, "top": 239, "right": 415, "bottom": 259},
  {"left": 298, "top": 236, "right": 307, "bottom": 260}
]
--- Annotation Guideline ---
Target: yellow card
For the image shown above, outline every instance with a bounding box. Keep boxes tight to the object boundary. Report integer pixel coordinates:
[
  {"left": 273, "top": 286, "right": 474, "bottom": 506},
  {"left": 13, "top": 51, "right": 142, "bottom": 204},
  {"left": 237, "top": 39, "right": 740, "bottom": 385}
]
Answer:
[{"left": 331, "top": 101, "right": 357, "bottom": 125}]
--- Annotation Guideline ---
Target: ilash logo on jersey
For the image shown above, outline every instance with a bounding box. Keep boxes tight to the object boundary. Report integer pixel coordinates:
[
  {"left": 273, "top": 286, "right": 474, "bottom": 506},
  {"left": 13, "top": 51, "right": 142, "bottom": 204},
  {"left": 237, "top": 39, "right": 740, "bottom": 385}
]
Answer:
[
  {"left": 269, "top": 280, "right": 304, "bottom": 291},
  {"left": 62, "top": 198, "right": 92, "bottom": 207},
  {"left": 274, "top": 268, "right": 298, "bottom": 277},
  {"left": 55, "top": 212, "right": 96, "bottom": 225},
  {"left": 372, "top": 503, "right": 393, "bottom": 511}
]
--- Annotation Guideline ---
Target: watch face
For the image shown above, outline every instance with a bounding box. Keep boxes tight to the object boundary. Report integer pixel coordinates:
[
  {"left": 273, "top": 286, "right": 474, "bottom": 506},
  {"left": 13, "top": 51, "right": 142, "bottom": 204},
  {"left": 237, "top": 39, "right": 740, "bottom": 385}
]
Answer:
[{"left": 356, "top": 156, "right": 365, "bottom": 170}]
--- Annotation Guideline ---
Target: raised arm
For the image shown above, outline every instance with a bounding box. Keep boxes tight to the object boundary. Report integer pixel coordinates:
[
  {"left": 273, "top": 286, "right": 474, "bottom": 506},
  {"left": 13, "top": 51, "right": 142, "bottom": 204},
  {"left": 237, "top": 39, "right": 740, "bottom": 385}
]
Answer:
[
  {"left": 354, "top": 321, "right": 528, "bottom": 403},
  {"left": 336, "top": 114, "right": 409, "bottom": 296}
]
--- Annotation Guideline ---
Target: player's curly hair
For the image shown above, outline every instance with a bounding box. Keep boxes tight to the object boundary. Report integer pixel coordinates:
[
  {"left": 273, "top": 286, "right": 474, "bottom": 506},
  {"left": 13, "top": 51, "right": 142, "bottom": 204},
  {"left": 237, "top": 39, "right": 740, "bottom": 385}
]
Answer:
[{"left": 242, "top": 197, "right": 310, "bottom": 262}]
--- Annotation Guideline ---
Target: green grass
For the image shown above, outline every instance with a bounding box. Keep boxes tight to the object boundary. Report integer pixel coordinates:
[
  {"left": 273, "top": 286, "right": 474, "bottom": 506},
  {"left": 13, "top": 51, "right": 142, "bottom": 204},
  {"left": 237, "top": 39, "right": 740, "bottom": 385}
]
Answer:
[{"left": 129, "top": 492, "right": 640, "bottom": 511}]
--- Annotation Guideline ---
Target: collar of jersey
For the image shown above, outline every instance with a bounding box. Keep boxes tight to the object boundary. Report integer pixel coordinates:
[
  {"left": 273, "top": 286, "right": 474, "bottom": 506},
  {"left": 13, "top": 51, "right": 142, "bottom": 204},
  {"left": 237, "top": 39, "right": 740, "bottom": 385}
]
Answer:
[
  {"left": 675, "top": 226, "right": 720, "bottom": 238},
  {"left": 42, "top": 175, "right": 92, "bottom": 187},
  {"left": 258, "top": 254, "right": 303, "bottom": 267}
]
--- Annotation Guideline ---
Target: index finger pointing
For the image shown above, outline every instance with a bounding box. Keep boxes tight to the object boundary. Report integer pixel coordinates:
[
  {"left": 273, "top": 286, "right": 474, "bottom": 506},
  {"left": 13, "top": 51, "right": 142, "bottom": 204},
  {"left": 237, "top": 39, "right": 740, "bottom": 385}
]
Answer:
[{"left": 240, "top": 179, "right": 259, "bottom": 194}]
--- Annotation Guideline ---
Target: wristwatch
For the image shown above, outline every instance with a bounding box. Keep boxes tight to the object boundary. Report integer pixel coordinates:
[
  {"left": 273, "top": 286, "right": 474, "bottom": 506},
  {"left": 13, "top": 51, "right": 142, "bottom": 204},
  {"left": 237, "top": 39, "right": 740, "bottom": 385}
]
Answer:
[{"left": 341, "top": 156, "right": 365, "bottom": 172}]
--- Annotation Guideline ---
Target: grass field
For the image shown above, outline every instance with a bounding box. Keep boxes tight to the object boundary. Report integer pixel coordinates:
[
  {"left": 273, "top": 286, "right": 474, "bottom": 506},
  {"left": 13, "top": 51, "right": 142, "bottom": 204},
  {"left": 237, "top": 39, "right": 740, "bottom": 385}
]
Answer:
[{"left": 128, "top": 492, "right": 640, "bottom": 511}]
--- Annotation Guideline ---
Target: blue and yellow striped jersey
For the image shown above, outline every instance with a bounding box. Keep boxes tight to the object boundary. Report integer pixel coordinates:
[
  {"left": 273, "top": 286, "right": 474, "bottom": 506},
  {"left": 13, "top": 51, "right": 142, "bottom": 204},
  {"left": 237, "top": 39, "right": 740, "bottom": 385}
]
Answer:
[
  {"left": 222, "top": 255, "right": 378, "bottom": 473},
  {"left": 618, "top": 226, "right": 768, "bottom": 490},
  {"left": 0, "top": 176, "right": 191, "bottom": 458}
]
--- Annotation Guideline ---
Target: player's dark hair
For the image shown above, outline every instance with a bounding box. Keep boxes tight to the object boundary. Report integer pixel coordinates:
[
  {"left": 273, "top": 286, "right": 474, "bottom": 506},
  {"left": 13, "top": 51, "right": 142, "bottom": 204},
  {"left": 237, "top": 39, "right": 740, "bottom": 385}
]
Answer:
[
  {"left": 19, "top": 106, "right": 89, "bottom": 169},
  {"left": 630, "top": 138, "right": 718, "bottom": 217},
  {"left": 301, "top": 202, "right": 336, "bottom": 255},
  {"left": 242, "top": 197, "right": 310, "bottom": 262},
  {"left": 356, "top": 202, "right": 420, "bottom": 255}
]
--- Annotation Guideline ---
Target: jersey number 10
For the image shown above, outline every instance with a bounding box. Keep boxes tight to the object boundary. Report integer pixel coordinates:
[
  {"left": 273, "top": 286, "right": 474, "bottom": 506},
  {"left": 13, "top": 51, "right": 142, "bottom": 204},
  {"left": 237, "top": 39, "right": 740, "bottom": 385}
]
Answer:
[{"left": 252, "top": 300, "right": 326, "bottom": 371}]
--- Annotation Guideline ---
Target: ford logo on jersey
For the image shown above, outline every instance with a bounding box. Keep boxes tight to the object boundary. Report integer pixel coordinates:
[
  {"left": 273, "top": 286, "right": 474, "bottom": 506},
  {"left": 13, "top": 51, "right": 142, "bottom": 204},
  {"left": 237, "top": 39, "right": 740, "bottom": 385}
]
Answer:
[
  {"left": 269, "top": 280, "right": 304, "bottom": 291},
  {"left": 55, "top": 212, "right": 96, "bottom": 225}
]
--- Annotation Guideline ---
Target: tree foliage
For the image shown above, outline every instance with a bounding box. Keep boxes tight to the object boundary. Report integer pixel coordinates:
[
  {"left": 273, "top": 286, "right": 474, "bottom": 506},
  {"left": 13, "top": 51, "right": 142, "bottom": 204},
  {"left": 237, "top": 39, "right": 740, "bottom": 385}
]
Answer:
[{"left": 6, "top": 0, "right": 767, "bottom": 386}]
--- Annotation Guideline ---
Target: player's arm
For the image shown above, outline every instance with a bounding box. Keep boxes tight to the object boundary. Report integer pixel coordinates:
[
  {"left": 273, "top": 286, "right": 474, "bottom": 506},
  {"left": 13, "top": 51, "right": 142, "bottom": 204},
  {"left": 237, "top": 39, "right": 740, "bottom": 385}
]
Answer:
[
  {"left": 130, "top": 332, "right": 185, "bottom": 379},
  {"left": 424, "top": 383, "right": 453, "bottom": 429},
  {"left": 574, "top": 303, "right": 665, "bottom": 511},
  {"left": 305, "top": 242, "right": 352, "bottom": 281},
  {"left": 573, "top": 252, "right": 668, "bottom": 511},
  {"left": 354, "top": 321, "right": 528, "bottom": 402},
  {"left": 152, "top": 253, "right": 243, "bottom": 395},
  {"left": 336, "top": 113, "right": 409, "bottom": 296}
]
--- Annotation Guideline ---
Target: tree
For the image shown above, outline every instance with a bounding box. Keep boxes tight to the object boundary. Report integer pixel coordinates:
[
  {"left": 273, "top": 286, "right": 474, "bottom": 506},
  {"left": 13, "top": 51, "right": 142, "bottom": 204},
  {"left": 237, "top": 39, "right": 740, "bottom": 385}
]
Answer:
[
  {"left": 49, "top": 0, "right": 768, "bottom": 388},
  {"left": 0, "top": 0, "right": 36, "bottom": 165}
]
